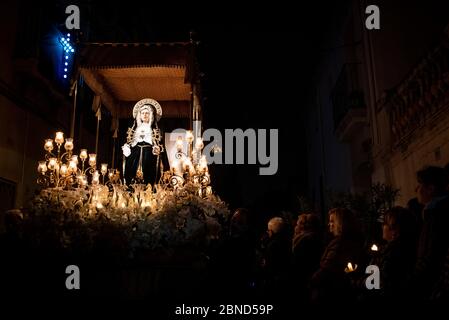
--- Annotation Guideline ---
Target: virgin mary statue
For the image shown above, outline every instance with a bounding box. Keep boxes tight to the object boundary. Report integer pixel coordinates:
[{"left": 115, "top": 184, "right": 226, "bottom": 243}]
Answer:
[{"left": 122, "top": 98, "right": 168, "bottom": 186}]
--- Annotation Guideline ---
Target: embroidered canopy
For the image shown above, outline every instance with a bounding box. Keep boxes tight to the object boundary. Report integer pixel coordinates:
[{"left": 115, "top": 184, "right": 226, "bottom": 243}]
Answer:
[{"left": 77, "top": 42, "right": 197, "bottom": 120}]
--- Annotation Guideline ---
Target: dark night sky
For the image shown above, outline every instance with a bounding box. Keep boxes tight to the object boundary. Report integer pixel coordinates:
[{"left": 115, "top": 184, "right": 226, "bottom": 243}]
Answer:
[
  {"left": 198, "top": 26, "right": 310, "bottom": 211},
  {"left": 174, "top": 4, "right": 346, "bottom": 213},
  {"left": 90, "top": 1, "right": 347, "bottom": 212},
  {"left": 43, "top": 1, "right": 348, "bottom": 213}
]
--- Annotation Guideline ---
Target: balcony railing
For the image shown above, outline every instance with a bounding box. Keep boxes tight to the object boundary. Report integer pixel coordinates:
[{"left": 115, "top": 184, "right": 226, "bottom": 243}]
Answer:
[{"left": 386, "top": 35, "right": 449, "bottom": 149}]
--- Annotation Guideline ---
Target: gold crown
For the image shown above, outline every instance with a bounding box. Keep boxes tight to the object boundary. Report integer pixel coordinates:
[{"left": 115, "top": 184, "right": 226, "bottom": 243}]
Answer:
[{"left": 132, "top": 98, "right": 162, "bottom": 121}]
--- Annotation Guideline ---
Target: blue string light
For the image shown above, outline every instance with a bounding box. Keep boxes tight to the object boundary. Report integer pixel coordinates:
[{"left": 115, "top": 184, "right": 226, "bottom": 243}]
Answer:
[{"left": 59, "top": 34, "right": 75, "bottom": 80}]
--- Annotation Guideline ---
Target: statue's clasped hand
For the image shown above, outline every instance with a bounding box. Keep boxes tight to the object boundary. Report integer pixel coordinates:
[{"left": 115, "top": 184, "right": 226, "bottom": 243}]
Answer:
[
  {"left": 122, "top": 143, "right": 131, "bottom": 157},
  {"left": 152, "top": 145, "right": 161, "bottom": 156}
]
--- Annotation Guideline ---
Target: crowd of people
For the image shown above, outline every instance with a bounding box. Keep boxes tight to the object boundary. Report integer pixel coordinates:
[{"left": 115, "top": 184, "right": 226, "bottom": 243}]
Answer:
[
  {"left": 1, "top": 165, "right": 449, "bottom": 305},
  {"left": 206, "top": 165, "right": 449, "bottom": 304}
]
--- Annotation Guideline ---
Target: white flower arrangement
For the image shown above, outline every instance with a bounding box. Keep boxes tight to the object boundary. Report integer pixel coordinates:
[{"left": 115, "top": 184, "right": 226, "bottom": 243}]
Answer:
[{"left": 19, "top": 182, "right": 230, "bottom": 258}]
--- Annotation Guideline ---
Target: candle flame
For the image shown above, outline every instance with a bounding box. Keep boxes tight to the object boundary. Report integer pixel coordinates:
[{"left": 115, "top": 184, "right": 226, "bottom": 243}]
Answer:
[{"left": 345, "top": 262, "right": 358, "bottom": 273}]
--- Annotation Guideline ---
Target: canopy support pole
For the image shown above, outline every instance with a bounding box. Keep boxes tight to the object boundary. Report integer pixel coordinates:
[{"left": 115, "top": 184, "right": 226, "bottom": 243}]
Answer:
[
  {"left": 95, "top": 105, "right": 101, "bottom": 154},
  {"left": 70, "top": 80, "right": 78, "bottom": 138}
]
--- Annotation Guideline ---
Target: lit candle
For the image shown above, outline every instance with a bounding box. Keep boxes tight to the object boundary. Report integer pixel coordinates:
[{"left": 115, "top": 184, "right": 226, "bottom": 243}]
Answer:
[
  {"left": 92, "top": 170, "right": 100, "bottom": 185},
  {"left": 199, "top": 155, "right": 208, "bottom": 172},
  {"left": 183, "top": 158, "right": 193, "bottom": 174},
  {"left": 184, "top": 157, "right": 192, "bottom": 167},
  {"left": 60, "top": 164, "right": 68, "bottom": 176},
  {"left": 176, "top": 136, "right": 183, "bottom": 152},
  {"left": 195, "top": 137, "right": 204, "bottom": 150},
  {"left": 88, "top": 154, "right": 96, "bottom": 167},
  {"left": 71, "top": 155, "right": 78, "bottom": 164},
  {"left": 186, "top": 130, "right": 194, "bottom": 143},
  {"left": 38, "top": 161, "right": 47, "bottom": 173},
  {"left": 345, "top": 262, "right": 357, "bottom": 273},
  {"left": 172, "top": 159, "right": 183, "bottom": 176},
  {"left": 64, "top": 138, "right": 74, "bottom": 151},
  {"left": 101, "top": 163, "right": 108, "bottom": 175},
  {"left": 69, "top": 160, "right": 77, "bottom": 172},
  {"left": 371, "top": 244, "right": 378, "bottom": 252},
  {"left": 48, "top": 158, "right": 57, "bottom": 170},
  {"left": 55, "top": 131, "right": 64, "bottom": 145},
  {"left": 80, "top": 149, "right": 88, "bottom": 160},
  {"left": 44, "top": 139, "right": 54, "bottom": 152}
]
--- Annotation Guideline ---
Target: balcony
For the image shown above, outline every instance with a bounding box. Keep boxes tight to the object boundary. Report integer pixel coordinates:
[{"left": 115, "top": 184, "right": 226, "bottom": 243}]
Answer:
[
  {"left": 385, "top": 34, "right": 449, "bottom": 150},
  {"left": 335, "top": 105, "right": 367, "bottom": 142},
  {"left": 331, "top": 63, "right": 367, "bottom": 142}
]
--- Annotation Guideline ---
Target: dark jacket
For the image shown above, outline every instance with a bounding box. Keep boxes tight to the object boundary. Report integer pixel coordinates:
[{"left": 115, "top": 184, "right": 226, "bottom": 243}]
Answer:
[
  {"left": 310, "top": 233, "right": 364, "bottom": 302},
  {"left": 291, "top": 231, "right": 323, "bottom": 285},
  {"left": 378, "top": 237, "right": 416, "bottom": 299},
  {"left": 265, "top": 233, "right": 291, "bottom": 274},
  {"left": 262, "top": 232, "right": 291, "bottom": 292},
  {"left": 430, "top": 247, "right": 449, "bottom": 301},
  {"left": 414, "top": 195, "right": 449, "bottom": 299}
]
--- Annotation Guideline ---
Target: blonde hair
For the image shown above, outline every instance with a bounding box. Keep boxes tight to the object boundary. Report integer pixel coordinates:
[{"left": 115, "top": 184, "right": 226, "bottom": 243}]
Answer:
[
  {"left": 328, "top": 208, "right": 359, "bottom": 236},
  {"left": 268, "top": 217, "right": 284, "bottom": 234}
]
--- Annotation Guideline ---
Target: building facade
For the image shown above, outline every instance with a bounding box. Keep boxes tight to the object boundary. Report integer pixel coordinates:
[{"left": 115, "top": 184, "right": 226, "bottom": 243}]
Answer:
[{"left": 305, "top": 0, "right": 449, "bottom": 210}]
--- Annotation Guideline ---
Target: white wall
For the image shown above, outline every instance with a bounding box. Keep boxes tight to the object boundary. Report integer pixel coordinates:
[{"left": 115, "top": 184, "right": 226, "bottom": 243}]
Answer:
[{"left": 390, "top": 110, "right": 449, "bottom": 205}]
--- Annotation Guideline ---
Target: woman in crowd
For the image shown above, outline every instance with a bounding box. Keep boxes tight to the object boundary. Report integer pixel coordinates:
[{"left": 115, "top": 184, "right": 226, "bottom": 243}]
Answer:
[
  {"left": 378, "top": 207, "right": 417, "bottom": 299},
  {"left": 310, "top": 208, "right": 364, "bottom": 303}
]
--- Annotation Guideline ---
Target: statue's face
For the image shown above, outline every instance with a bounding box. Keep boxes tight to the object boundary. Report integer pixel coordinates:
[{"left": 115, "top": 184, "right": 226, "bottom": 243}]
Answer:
[{"left": 140, "top": 108, "right": 152, "bottom": 124}]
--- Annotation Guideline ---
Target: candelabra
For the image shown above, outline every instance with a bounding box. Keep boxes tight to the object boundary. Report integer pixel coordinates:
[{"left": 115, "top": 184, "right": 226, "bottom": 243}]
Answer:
[
  {"left": 37, "top": 131, "right": 116, "bottom": 189},
  {"left": 168, "top": 130, "right": 212, "bottom": 197},
  {"left": 36, "top": 130, "right": 213, "bottom": 212},
  {"left": 37, "top": 131, "right": 76, "bottom": 188}
]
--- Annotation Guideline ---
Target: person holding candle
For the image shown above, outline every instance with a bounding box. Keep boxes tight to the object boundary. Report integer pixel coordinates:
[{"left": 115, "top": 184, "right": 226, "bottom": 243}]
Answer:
[
  {"left": 364, "top": 206, "right": 417, "bottom": 302},
  {"left": 122, "top": 98, "right": 168, "bottom": 186},
  {"left": 310, "top": 208, "right": 364, "bottom": 303}
]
